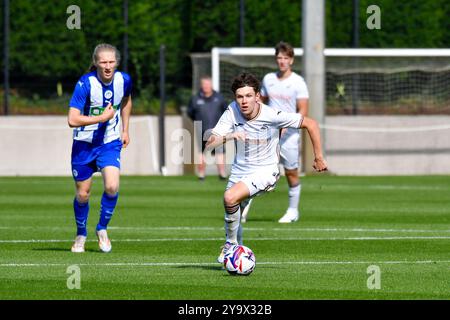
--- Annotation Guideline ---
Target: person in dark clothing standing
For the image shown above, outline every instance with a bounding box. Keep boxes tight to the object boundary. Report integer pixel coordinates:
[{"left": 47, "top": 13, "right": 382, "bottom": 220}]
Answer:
[{"left": 188, "top": 76, "right": 228, "bottom": 180}]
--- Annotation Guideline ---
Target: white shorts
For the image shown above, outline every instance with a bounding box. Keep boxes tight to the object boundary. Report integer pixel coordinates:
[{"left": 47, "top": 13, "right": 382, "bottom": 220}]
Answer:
[
  {"left": 226, "top": 165, "right": 280, "bottom": 198},
  {"left": 279, "top": 128, "right": 300, "bottom": 170}
]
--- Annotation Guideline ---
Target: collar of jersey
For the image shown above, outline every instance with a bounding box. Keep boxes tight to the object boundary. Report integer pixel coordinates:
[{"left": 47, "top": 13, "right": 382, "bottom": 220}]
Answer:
[
  {"left": 245, "top": 102, "right": 262, "bottom": 122},
  {"left": 95, "top": 71, "right": 116, "bottom": 86}
]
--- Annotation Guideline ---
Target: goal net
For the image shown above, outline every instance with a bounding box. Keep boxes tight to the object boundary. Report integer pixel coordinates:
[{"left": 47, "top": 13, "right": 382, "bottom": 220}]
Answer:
[{"left": 210, "top": 48, "right": 450, "bottom": 115}]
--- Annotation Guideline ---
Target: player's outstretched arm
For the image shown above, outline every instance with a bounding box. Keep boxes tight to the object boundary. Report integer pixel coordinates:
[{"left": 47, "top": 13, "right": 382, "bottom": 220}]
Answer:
[
  {"left": 68, "top": 103, "right": 115, "bottom": 128},
  {"left": 297, "top": 98, "right": 309, "bottom": 117},
  {"left": 121, "top": 96, "right": 132, "bottom": 148},
  {"left": 300, "top": 117, "right": 328, "bottom": 172}
]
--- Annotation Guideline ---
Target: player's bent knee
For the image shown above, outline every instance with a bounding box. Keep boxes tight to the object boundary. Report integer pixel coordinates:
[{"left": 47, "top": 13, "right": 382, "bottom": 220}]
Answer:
[
  {"left": 76, "top": 190, "right": 90, "bottom": 202},
  {"left": 223, "top": 190, "right": 238, "bottom": 207},
  {"left": 104, "top": 184, "right": 119, "bottom": 195}
]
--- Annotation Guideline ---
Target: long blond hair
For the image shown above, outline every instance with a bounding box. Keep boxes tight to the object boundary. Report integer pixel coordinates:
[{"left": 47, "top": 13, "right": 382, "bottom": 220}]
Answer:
[{"left": 88, "top": 43, "right": 121, "bottom": 72}]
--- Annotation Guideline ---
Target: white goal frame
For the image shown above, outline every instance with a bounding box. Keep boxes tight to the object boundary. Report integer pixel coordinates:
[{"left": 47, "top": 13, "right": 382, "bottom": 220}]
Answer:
[
  {"left": 210, "top": 48, "right": 450, "bottom": 175},
  {"left": 211, "top": 47, "right": 450, "bottom": 92}
]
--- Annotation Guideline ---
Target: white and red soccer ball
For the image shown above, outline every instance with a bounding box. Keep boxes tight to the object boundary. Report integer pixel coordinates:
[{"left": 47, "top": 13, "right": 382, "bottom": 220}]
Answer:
[{"left": 223, "top": 245, "right": 256, "bottom": 275}]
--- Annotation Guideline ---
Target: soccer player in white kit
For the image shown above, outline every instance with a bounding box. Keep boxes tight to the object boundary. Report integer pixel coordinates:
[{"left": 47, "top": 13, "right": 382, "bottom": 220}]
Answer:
[
  {"left": 206, "top": 73, "right": 327, "bottom": 263},
  {"left": 259, "top": 41, "right": 309, "bottom": 223}
]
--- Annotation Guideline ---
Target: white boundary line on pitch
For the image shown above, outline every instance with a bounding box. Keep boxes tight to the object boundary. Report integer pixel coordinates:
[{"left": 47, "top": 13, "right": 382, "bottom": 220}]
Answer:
[
  {"left": 1, "top": 260, "right": 450, "bottom": 267},
  {"left": 110, "top": 226, "right": 450, "bottom": 233},
  {"left": 2, "top": 235, "right": 450, "bottom": 243}
]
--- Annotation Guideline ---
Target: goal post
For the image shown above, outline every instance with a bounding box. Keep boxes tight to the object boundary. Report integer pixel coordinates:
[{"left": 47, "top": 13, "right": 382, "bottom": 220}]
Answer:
[{"left": 209, "top": 47, "right": 450, "bottom": 173}]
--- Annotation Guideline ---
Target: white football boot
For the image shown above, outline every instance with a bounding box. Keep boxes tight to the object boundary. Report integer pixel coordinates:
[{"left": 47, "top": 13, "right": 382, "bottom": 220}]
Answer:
[
  {"left": 96, "top": 229, "right": 112, "bottom": 253},
  {"left": 217, "top": 241, "right": 235, "bottom": 264},
  {"left": 71, "top": 235, "right": 86, "bottom": 253},
  {"left": 278, "top": 208, "right": 299, "bottom": 223}
]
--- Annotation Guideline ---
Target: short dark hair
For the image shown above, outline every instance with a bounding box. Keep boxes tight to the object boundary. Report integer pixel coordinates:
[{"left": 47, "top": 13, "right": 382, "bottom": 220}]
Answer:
[
  {"left": 231, "top": 72, "right": 260, "bottom": 95},
  {"left": 275, "top": 41, "right": 294, "bottom": 58}
]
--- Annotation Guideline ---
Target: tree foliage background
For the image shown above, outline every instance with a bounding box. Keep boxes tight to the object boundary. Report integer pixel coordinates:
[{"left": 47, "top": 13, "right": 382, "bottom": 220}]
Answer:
[{"left": 0, "top": 0, "right": 449, "bottom": 113}]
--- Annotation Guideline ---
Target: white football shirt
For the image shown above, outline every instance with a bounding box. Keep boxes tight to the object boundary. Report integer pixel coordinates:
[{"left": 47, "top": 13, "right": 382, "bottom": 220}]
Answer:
[
  {"left": 212, "top": 101, "right": 303, "bottom": 176},
  {"left": 260, "top": 72, "right": 309, "bottom": 113}
]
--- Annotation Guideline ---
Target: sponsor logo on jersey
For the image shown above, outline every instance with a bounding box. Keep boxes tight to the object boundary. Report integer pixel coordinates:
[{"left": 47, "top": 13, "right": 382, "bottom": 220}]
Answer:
[{"left": 89, "top": 104, "right": 119, "bottom": 116}]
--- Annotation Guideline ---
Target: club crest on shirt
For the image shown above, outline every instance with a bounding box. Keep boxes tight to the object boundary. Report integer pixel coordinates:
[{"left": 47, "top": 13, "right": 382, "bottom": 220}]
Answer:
[{"left": 104, "top": 90, "right": 113, "bottom": 99}]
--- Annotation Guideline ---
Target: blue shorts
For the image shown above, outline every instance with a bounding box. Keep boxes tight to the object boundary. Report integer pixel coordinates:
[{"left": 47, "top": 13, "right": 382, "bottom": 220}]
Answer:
[{"left": 71, "top": 139, "right": 122, "bottom": 181}]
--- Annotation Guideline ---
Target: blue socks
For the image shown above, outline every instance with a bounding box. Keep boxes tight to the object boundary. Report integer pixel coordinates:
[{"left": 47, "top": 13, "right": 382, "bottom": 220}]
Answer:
[
  {"left": 74, "top": 192, "right": 119, "bottom": 235},
  {"left": 96, "top": 192, "right": 119, "bottom": 231},
  {"left": 73, "top": 198, "right": 89, "bottom": 236}
]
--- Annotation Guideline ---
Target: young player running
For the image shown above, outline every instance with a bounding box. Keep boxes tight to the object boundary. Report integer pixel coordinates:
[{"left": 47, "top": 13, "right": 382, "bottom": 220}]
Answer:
[
  {"left": 205, "top": 73, "right": 327, "bottom": 263},
  {"left": 68, "top": 43, "right": 132, "bottom": 253}
]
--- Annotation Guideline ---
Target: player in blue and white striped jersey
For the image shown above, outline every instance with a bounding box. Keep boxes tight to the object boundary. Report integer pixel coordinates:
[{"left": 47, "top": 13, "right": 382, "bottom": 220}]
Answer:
[{"left": 67, "top": 43, "right": 132, "bottom": 253}]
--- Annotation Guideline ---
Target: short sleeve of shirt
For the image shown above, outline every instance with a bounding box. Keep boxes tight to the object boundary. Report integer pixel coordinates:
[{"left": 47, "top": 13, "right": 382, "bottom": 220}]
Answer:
[
  {"left": 211, "top": 107, "right": 234, "bottom": 136},
  {"left": 123, "top": 72, "right": 132, "bottom": 97},
  {"left": 69, "top": 77, "right": 89, "bottom": 111},
  {"left": 260, "top": 75, "right": 268, "bottom": 97},
  {"left": 272, "top": 110, "right": 303, "bottom": 129},
  {"left": 296, "top": 77, "right": 309, "bottom": 99}
]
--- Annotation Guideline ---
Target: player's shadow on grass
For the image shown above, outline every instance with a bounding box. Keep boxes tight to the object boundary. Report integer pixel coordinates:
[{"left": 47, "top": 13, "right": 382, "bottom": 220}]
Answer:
[
  {"left": 242, "top": 217, "right": 275, "bottom": 222},
  {"left": 32, "top": 247, "right": 101, "bottom": 253},
  {"left": 175, "top": 265, "right": 224, "bottom": 272}
]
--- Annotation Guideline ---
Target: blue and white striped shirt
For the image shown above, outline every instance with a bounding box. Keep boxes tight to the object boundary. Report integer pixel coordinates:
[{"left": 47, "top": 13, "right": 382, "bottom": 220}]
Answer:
[{"left": 69, "top": 71, "right": 132, "bottom": 146}]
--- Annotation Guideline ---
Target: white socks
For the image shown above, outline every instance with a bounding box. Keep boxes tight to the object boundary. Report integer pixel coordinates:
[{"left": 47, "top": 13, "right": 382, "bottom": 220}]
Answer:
[
  {"left": 224, "top": 206, "right": 241, "bottom": 244},
  {"left": 288, "top": 184, "right": 301, "bottom": 210}
]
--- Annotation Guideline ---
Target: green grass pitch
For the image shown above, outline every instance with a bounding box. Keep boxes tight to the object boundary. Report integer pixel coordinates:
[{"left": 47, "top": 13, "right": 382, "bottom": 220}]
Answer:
[{"left": 0, "top": 175, "right": 449, "bottom": 300}]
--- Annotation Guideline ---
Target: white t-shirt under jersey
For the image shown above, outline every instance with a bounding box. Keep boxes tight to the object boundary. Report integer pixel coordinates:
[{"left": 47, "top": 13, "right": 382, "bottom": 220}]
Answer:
[
  {"left": 212, "top": 101, "right": 303, "bottom": 177},
  {"left": 260, "top": 72, "right": 309, "bottom": 113}
]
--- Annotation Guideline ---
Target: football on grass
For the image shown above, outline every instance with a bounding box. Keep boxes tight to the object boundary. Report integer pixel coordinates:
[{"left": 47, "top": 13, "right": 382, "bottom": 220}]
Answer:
[{"left": 223, "top": 245, "right": 256, "bottom": 275}]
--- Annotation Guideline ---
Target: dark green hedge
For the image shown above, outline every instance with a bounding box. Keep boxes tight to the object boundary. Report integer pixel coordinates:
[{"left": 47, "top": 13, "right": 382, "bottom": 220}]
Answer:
[{"left": 0, "top": 0, "right": 448, "bottom": 102}]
